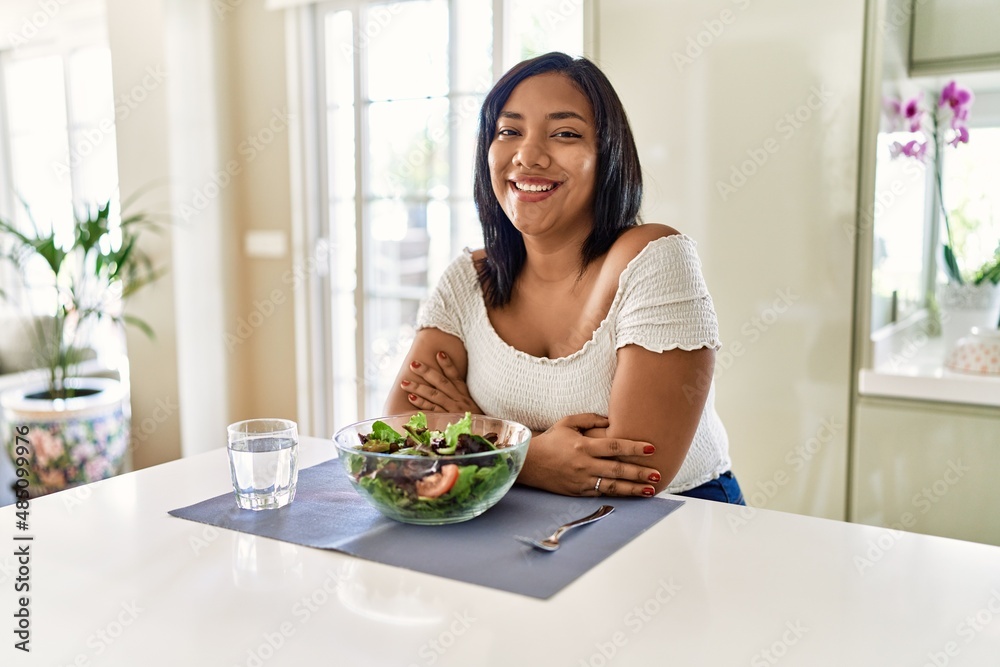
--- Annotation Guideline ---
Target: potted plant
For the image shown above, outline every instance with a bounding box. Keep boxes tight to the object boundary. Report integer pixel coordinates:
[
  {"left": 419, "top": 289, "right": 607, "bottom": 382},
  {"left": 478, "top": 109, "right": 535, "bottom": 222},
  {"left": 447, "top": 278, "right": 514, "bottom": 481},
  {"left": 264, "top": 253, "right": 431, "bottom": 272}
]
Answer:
[
  {"left": 0, "top": 199, "right": 162, "bottom": 497},
  {"left": 883, "top": 80, "right": 1000, "bottom": 347}
]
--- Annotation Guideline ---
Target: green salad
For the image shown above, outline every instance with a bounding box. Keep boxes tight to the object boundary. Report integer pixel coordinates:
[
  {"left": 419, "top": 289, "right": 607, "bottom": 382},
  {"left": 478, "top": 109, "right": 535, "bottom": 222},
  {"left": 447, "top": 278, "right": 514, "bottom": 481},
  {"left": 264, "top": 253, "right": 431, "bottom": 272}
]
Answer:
[{"left": 342, "top": 412, "right": 518, "bottom": 521}]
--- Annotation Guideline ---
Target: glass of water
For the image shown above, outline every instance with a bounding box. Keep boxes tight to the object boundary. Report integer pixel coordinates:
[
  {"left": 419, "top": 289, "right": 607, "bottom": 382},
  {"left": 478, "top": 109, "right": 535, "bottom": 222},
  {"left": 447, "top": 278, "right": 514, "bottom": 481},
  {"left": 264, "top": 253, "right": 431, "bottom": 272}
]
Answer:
[{"left": 227, "top": 419, "right": 299, "bottom": 510}]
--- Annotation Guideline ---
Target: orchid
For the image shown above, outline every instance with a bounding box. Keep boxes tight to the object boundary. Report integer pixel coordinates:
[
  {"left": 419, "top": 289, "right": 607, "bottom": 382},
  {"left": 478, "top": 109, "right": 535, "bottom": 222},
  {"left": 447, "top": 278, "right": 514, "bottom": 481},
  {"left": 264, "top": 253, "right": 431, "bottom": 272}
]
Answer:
[{"left": 883, "top": 80, "right": 978, "bottom": 284}]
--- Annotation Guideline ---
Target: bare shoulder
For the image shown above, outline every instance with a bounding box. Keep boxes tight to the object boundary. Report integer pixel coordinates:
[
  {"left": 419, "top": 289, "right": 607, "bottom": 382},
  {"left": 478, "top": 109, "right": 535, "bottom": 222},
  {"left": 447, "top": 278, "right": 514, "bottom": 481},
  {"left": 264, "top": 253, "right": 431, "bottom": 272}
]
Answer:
[{"left": 607, "top": 223, "right": 682, "bottom": 266}]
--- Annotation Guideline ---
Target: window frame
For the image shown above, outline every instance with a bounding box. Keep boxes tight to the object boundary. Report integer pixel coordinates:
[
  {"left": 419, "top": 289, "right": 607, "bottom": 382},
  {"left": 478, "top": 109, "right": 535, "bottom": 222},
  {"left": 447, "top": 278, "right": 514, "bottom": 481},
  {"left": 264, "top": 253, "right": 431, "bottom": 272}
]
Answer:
[{"left": 289, "top": 0, "right": 593, "bottom": 437}]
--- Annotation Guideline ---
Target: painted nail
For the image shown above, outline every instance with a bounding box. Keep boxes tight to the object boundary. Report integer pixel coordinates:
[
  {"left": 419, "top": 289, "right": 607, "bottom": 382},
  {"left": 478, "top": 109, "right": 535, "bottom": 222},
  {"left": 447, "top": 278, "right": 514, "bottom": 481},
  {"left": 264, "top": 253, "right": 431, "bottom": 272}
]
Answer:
[
  {"left": 643, "top": 445, "right": 655, "bottom": 454},
  {"left": 408, "top": 394, "right": 418, "bottom": 401},
  {"left": 642, "top": 487, "right": 655, "bottom": 497},
  {"left": 437, "top": 351, "right": 447, "bottom": 360},
  {"left": 410, "top": 361, "right": 421, "bottom": 369},
  {"left": 648, "top": 472, "right": 661, "bottom": 483},
  {"left": 400, "top": 380, "right": 410, "bottom": 387}
]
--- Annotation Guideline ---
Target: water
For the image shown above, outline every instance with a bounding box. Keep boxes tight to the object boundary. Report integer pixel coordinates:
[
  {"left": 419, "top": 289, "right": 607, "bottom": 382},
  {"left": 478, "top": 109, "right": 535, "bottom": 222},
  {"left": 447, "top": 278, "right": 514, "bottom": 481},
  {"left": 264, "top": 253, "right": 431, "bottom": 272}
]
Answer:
[{"left": 228, "top": 436, "right": 298, "bottom": 510}]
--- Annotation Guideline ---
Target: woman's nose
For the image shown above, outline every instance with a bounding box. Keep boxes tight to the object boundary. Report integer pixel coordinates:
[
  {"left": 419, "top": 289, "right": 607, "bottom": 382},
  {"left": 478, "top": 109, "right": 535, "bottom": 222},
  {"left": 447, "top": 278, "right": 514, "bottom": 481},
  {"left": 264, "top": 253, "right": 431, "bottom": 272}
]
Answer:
[{"left": 512, "top": 136, "right": 550, "bottom": 169}]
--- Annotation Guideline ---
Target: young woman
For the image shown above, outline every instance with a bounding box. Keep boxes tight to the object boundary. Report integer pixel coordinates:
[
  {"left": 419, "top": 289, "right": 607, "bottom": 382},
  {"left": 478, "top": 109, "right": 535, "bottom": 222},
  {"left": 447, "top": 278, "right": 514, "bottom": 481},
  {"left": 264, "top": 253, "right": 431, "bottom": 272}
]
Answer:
[{"left": 384, "top": 52, "right": 743, "bottom": 504}]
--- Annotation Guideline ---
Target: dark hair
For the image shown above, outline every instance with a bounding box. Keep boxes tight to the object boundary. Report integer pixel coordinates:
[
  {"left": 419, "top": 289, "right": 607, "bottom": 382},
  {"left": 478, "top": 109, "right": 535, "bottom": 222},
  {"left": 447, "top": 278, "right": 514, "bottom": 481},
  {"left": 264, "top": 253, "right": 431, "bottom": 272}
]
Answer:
[{"left": 473, "top": 52, "right": 643, "bottom": 308}]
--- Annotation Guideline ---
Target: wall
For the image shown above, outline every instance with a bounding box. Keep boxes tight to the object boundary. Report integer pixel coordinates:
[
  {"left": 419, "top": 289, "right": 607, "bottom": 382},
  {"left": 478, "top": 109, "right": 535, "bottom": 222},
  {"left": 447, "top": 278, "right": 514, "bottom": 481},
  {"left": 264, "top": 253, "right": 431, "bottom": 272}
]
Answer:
[
  {"left": 597, "top": 0, "right": 866, "bottom": 519},
  {"left": 221, "top": 0, "right": 298, "bottom": 424},
  {"left": 103, "top": 0, "right": 295, "bottom": 465}
]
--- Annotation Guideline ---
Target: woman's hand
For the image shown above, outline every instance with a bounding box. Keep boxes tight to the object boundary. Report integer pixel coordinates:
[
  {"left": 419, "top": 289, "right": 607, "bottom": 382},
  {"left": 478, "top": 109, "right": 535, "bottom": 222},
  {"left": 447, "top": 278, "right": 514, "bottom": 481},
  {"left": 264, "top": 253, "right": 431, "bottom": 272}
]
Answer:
[
  {"left": 402, "top": 351, "right": 483, "bottom": 414},
  {"left": 517, "top": 413, "right": 660, "bottom": 498}
]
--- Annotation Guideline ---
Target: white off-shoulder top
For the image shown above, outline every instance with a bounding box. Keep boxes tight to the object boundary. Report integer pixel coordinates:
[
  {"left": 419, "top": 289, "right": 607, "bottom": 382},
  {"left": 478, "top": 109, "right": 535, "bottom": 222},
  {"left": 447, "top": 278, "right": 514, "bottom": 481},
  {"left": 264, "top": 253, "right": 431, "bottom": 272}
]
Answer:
[{"left": 416, "top": 234, "right": 731, "bottom": 493}]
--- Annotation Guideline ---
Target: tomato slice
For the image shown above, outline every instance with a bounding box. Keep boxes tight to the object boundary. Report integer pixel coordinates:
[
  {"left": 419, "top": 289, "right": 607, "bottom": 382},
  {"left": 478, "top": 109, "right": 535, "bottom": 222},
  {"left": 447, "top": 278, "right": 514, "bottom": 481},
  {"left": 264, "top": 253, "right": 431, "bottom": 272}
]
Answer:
[{"left": 415, "top": 464, "right": 460, "bottom": 499}]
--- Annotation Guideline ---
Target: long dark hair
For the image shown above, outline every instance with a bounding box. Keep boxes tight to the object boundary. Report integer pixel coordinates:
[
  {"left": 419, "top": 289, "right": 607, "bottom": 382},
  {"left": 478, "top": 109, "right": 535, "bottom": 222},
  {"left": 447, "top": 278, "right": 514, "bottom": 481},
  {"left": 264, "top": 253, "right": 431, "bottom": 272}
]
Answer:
[{"left": 473, "top": 52, "right": 643, "bottom": 308}]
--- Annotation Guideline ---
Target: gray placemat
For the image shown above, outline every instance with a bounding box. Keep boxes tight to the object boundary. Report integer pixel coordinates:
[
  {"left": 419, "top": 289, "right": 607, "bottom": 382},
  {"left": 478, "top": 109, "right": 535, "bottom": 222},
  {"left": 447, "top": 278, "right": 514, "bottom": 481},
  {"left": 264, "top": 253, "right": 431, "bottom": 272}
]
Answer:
[{"left": 168, "top": 459, "right": 684, "bottom": 599}]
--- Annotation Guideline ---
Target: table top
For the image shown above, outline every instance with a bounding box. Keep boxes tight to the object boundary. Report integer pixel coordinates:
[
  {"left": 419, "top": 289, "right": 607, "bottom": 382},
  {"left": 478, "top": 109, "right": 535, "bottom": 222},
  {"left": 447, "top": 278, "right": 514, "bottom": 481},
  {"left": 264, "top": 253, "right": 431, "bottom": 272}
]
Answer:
[{"left": 3, "top": 436, "right": 1000, "bottom": 666}]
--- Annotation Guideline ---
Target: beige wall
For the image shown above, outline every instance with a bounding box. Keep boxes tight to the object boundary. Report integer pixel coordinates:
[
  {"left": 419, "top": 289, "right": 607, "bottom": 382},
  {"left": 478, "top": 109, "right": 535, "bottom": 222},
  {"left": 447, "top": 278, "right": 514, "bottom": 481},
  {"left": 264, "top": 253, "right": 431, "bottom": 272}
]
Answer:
[
  {"left": 223, "top": 1, "right": 298, "bottom": 423},
  {"left": 597, "top": 0, "right": 866, "bottom": 520},
  {"left": 103, "top": 0, "right": 296, "bottom": 466}
]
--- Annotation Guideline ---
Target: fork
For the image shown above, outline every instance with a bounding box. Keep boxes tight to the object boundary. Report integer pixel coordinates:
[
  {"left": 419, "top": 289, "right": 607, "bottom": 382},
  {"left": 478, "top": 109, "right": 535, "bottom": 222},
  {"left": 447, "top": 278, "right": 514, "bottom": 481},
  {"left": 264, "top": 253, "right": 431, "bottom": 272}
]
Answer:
[{"left": 514, "top": 505, "right": 615, "bottom": 552}]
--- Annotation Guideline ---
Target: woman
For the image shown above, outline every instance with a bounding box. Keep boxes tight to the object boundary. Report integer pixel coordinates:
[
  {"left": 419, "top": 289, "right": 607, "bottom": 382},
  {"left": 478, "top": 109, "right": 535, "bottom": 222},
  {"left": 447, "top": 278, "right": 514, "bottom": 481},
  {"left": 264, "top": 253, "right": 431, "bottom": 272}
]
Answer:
[{"left": 384, "top": 52, "right": 743, "bottom": 504}]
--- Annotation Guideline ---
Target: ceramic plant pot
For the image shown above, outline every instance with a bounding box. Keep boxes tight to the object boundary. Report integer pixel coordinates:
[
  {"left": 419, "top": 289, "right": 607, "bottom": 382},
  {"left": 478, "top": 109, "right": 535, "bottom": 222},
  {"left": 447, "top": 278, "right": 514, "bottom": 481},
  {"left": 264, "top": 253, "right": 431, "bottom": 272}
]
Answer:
[
  {"left": 1, "top": 377, "right": 129, "bottom": 497},
  {"left": 937, "top": 281, "right": 1000, "bottom": 355}
]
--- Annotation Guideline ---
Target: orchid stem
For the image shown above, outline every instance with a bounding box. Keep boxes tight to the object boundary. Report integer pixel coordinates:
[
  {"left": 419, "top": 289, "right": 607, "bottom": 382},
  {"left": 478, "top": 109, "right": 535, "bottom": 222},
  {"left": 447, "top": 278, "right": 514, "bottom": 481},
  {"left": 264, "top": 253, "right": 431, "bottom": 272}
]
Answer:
[{"left": 933, "top": 111, "right": 962, "bottom": 284}]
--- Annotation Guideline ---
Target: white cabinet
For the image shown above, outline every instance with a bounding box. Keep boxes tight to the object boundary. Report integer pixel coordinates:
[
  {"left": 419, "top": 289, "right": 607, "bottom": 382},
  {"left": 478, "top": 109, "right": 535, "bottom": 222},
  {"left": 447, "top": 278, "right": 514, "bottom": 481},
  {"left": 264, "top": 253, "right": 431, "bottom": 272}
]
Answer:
[
  {"left": 911, "top": 0, "right": 1000, "bottom": 74},
  {"left": 852, "top": 398, "right": 1000, "bottom": 546}
]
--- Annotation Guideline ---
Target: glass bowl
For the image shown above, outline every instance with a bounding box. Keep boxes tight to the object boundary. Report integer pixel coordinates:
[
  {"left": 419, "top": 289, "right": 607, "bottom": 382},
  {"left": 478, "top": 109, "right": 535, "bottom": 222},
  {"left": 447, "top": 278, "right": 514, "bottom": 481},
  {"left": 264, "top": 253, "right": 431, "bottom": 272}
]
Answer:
[{"left": 332, "top": 413, "right": 531, "bottom": 525}]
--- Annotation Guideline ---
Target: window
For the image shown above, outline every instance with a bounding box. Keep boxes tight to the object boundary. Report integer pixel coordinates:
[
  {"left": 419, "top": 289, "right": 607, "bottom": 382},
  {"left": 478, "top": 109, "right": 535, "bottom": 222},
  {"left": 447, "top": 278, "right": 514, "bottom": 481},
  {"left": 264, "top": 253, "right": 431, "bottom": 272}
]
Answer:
[
  {"left": 940, "top": 124, "right": 1000, "bottom": 282},
  {"left": 313, "top": 0, "right": 584, "bottom": 429},
  {"left": 0, "top": 40, "right": 120, "bottom": 318},
  {"left": 869, "top": 78, "right": 1000, "bottom": 332}
]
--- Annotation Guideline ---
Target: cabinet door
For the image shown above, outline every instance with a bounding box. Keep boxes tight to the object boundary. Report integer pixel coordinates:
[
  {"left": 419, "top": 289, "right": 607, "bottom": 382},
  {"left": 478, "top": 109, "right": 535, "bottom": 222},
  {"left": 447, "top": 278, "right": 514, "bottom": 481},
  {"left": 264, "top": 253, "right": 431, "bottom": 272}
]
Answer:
[
  {"left": 911, "top": 0, "right": 1000, "bottom": 74},
  {"left": 853, "top": 399, "right": 1000, "bottom": 546}
]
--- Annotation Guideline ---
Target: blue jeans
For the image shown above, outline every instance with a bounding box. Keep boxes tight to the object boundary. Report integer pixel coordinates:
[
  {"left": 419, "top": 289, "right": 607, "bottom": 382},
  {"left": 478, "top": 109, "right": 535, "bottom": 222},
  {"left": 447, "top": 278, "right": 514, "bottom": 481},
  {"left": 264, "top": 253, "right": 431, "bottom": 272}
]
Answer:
[{"left": 676, "top": 470, "right": 745, "bottom": 505}]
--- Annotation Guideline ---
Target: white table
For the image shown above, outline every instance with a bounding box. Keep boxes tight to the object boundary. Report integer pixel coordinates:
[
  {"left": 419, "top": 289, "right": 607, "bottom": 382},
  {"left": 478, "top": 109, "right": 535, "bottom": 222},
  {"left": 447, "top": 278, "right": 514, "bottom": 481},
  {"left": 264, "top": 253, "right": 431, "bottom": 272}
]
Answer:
[{"left": 3, "top": 436, "right": 1000, "bottom": 666}]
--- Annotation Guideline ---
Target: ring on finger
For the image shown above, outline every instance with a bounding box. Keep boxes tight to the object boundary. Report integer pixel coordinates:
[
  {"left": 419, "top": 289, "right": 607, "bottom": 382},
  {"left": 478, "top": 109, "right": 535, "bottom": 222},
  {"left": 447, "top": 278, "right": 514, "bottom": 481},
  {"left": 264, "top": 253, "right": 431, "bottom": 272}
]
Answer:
[{"left": 594, "top": 476, "right": 602, "bottom": 494}]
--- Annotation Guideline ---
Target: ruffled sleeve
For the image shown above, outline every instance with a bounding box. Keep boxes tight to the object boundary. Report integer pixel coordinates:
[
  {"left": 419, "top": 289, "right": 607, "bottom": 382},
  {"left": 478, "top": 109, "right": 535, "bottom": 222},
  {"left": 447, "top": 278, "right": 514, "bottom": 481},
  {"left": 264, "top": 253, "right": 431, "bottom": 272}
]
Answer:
[
  {"left": 415, "top": 251, "right": 472, "bottom": 340},
  {"left": 614, "top": 235, "right": 721, "bottom": 352}
]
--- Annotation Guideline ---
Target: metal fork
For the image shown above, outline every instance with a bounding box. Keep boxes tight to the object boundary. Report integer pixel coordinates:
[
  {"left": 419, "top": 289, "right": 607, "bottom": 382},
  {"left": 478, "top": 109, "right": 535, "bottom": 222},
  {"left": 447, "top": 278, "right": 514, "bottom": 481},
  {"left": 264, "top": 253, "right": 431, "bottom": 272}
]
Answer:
[{"left": 514, "top": 505, "right": 615, "bottom": 552}]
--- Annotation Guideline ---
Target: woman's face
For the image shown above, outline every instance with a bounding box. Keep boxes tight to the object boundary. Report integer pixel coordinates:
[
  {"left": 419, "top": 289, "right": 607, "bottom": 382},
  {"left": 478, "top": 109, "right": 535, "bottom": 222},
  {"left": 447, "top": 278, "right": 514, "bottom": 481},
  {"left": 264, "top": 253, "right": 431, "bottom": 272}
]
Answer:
[{"left": 488, "top": 72, "right": 598, "bottom": 241}]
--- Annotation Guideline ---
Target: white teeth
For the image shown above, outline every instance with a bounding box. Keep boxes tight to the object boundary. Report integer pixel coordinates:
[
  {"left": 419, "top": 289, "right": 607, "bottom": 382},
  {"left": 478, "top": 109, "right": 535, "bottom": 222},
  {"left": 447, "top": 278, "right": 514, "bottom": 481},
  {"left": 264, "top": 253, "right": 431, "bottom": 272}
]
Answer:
[{"left": 514, "top": 182, "right": 556, "bottom": 192}]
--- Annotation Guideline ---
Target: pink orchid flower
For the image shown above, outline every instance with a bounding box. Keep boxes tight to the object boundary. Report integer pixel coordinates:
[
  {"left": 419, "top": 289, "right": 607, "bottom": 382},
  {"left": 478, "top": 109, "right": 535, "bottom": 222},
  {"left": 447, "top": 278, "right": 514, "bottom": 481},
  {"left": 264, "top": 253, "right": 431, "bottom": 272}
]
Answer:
[
  {"left": 939, "top": 80, "right": 974, "bottom": 115},
  {"left": 889, "top": 140, "right": 928, "bottom": 161}
]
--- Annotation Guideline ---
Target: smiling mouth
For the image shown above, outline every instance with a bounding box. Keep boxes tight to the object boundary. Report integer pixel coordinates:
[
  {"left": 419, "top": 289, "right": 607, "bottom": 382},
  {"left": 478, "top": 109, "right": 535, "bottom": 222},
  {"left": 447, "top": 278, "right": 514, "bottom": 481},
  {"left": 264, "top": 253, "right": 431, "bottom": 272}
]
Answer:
[{"left": 512, "top": 181, "right": 560, "bottom": 192}]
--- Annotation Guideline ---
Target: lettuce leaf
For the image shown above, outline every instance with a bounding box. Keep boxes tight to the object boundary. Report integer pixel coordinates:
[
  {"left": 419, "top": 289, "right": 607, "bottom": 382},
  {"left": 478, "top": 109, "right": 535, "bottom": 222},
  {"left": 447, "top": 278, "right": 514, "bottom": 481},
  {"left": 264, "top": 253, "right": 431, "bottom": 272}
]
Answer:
[
  {"left": 438, "top": 412, "right": 472, "bottom": 455},
  {"left": 371, "top": 420, "right": 405, "bottom": 445}
]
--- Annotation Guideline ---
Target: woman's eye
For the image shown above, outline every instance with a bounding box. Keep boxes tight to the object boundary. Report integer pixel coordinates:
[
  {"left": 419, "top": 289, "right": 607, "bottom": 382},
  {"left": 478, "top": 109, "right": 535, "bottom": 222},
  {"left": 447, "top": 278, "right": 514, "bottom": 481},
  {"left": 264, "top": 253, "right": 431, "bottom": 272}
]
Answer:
[
  {"left": 554, "top": 131, "right": 582, "bottom": 138},
  {"left": 497, "top": 128, "right": 518, "bottom": 137}
]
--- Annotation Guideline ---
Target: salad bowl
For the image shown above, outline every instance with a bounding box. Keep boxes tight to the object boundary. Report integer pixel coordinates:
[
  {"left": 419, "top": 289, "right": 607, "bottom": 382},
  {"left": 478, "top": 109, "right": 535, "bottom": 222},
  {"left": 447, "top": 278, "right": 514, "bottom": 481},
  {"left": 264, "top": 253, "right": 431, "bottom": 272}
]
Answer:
[{"left": 332, "top": 412, "right": 531, "bottom": 525}]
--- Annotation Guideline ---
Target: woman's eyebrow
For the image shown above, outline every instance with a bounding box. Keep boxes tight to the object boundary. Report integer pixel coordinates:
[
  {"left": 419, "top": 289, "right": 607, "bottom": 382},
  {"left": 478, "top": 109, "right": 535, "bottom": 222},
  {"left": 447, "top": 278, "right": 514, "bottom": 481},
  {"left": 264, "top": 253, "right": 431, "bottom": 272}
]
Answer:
[
  {"left": 546, "top": 111, "right": 587, "bottom": 122},
  {"left": 497, "top": 110, "right": 588, "bottom": 122}
]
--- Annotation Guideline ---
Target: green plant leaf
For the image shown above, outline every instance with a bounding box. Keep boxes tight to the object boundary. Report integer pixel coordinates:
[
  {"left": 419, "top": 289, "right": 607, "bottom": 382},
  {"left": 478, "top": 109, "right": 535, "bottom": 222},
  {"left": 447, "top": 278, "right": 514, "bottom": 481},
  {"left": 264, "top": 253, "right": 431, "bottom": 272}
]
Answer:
[
  {"left": 942, "top": 244, "right": 964, "bottom": 284},
  {"left": 0, "top": 197, "right": 167, "bottom": 396}
]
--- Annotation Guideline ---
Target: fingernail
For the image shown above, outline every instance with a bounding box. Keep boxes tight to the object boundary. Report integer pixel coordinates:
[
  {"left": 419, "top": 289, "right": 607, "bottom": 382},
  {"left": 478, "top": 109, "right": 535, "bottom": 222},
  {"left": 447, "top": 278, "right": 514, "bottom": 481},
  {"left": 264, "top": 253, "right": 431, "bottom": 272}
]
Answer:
[
  {"left": 642, "top": 487, "right": 655, "bottom": 497},
  {"left": 648, "top": 472, "right": 660, "bottom": 483},
  {"left": 437, "top": 351, "right": 447, "bottom": 360},
  {"left": 410, "top": 361, "right": 421, "bottom": 369},
  {"left": 408, "top": 394, "right": 418, "bottom": 401},
  {"left": 643, "top": 445, "right": 655, "bottom": 454},
  {"left": 400, "top": 380, "right": 410, "bottom": 387}
]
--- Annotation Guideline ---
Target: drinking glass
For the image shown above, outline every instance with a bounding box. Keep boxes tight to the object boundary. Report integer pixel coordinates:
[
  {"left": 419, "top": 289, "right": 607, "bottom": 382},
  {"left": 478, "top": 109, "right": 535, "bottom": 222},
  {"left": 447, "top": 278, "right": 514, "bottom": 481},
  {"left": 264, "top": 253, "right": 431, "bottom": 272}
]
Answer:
[{"left": 226, "top": 418, "right": 299, "bottom": 510}]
